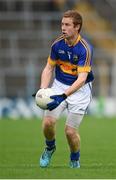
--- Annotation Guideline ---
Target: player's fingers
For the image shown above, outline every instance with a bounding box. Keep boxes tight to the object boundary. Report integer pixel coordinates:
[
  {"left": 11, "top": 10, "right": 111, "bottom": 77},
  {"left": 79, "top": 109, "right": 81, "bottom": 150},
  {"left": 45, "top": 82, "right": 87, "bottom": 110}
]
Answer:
[
  {"left": 50, "top": 95, "right": 57, "bottom": 99},
  {"left": 49, "top": 104, "right": 58, "bottom": 111},
  {"left": 49, "top": 106, "right": 56, "bottom": 111},
  {"left": 47, "top": 101, "right": 55, "bottom": 107},
  {"left": 32, "top": 93, "right": 36, "bottom": 97},
  {"left": 47, "top": 103, "right": 56, "bottom": 111}
]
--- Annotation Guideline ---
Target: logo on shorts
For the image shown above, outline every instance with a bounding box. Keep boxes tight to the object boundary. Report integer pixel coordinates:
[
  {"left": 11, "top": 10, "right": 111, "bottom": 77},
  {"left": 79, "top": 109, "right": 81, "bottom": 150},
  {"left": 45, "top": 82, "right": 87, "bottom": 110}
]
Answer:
[{"left": 79, "top": 108, "right": 85, "bottom": 112}]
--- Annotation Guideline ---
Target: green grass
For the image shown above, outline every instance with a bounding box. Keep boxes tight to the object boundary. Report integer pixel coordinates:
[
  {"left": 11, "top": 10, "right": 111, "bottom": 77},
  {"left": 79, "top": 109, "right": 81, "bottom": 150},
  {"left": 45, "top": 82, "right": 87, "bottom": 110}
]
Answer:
[{"left": 0, "top": 116, "right": 116, "bottom": 179}]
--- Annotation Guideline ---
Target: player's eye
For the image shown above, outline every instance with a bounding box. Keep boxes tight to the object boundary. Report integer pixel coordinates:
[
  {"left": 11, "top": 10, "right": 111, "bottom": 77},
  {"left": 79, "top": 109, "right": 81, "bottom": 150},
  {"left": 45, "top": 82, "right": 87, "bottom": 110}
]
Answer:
[
  {"left": 65, "top": 23, "right": 71, "bottom": 26},
  {"left": 61, "top": 23, "right": 64, "bottom": 26}
]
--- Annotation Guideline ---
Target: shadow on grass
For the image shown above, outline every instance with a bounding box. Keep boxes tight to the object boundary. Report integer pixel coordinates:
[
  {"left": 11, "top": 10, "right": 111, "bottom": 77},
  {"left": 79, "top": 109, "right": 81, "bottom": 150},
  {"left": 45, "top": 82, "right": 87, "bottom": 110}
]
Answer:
[{"left": 46, "top": 165, "right": 69, "bottom": 169}]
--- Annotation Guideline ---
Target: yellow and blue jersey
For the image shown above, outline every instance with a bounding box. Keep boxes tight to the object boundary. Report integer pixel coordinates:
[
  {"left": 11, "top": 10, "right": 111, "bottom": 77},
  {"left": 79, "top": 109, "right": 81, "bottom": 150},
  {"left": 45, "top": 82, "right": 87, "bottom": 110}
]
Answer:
[{"left": 48, "top": 34, "right": 94, "bottom": 85}]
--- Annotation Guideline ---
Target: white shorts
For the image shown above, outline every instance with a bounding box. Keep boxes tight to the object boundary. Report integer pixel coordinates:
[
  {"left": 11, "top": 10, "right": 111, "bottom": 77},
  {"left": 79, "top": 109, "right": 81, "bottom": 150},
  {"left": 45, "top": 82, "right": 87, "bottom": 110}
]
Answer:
[{"left": 44, "top": 79, "right": 92, "bottom": 128}]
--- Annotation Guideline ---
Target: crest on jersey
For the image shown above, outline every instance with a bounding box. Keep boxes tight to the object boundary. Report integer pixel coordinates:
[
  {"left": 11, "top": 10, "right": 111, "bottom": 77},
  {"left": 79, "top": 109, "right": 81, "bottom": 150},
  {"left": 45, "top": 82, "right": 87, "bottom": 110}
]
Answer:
[{"left": 73, "top": 55, "right": 78, "bottom": 62}]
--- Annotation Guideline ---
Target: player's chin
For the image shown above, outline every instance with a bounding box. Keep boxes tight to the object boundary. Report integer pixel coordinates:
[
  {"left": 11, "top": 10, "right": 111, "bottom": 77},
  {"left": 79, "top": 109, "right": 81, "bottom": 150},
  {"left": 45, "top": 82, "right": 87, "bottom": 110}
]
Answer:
[{"left": 62, "top": 33, "right": 68, "bottom": 38}]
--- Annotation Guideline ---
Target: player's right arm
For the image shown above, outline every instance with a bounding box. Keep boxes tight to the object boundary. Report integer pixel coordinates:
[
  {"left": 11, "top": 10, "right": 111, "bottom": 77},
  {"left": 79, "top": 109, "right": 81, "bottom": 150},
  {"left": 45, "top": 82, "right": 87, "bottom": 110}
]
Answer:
[
  {"left": 40, "top": 61, "right": 55, "bottom": 89},
  {"left": 40, "top": 37, "right": 59, "bottom": 89}
]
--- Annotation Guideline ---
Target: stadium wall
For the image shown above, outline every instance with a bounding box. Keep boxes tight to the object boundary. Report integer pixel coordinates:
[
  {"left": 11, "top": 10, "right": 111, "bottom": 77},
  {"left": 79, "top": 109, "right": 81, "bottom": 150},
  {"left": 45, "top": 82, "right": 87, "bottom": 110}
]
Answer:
[{"left": 0, "top": 98, "right": 116, "bottom": 119}]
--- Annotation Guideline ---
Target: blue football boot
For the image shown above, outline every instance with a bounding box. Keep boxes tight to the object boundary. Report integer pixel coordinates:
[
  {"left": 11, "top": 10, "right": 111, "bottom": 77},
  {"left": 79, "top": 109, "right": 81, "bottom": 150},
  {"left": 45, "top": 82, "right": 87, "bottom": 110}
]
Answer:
[
  {"left": 70, "top": 160, "right": 80, "bottom": 168},
  {"left": 39, "top": 147, "right": 56, "bottom": 168}
]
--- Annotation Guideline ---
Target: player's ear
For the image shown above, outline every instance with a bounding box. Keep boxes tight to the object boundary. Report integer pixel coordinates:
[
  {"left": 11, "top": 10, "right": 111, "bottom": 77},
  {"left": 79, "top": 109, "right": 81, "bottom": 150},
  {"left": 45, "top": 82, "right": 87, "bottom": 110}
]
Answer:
[{"left": 75, "top": 24, "right": 80, "bottom": 31}]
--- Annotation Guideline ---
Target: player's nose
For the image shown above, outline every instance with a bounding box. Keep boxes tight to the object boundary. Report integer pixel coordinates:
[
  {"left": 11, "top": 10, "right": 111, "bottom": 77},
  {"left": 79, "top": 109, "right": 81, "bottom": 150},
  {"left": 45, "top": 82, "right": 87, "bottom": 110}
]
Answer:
[{"left": 61, "top": 24, "right": 66, "bottom": 30}]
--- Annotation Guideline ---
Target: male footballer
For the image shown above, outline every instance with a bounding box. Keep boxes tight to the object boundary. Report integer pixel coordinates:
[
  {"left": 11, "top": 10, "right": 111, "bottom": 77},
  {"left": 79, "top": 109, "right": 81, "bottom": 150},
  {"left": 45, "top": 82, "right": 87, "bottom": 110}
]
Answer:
[{"left": 38, "top": 10, "right": 94, "bottom": 168}]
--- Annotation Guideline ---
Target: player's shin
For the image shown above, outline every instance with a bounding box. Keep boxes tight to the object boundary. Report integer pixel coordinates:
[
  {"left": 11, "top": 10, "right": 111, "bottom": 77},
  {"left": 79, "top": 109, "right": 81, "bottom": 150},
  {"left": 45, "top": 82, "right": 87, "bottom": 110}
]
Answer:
[{"left": 46, "top": 139, "right": 56, "bottom": 150}]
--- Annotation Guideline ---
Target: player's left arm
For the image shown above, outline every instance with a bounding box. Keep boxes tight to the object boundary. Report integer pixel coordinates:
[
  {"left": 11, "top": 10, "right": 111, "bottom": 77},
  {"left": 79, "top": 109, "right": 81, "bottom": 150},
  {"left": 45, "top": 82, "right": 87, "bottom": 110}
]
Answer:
[
  {"left": 64, "top": 72, "right": 88, "bottom": 96},
  {"left": 65, "top": 40, "right": 93, "bottom": 96},
  {"left": 45, "top": 71, "right": 89, "bottom": 109},
  {"left": 47, "top": 72, "right": 88, "bottom": 111}
]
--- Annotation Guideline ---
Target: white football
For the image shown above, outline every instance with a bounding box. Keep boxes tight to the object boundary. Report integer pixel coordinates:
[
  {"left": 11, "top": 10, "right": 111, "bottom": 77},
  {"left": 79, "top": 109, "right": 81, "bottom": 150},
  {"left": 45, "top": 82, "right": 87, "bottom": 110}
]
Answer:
[{"left": 35, "top": 88, "right": 55, "bottom": 110}]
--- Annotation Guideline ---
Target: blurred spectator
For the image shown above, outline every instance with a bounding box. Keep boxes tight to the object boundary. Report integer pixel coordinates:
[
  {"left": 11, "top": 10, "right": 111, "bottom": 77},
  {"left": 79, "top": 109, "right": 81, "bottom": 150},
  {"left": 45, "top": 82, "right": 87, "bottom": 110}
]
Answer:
[
  {"left": 51, "top": 0, "right": 67, "bottom": 11},
  {"left": 0, "top": 0, "right": 7, "bottom": 11},
  {"left": 31, "top": 0, "right": 75, "bottom": 12},
  {"left": 50, "top": 0, "right": 76, "bottom": 11}
]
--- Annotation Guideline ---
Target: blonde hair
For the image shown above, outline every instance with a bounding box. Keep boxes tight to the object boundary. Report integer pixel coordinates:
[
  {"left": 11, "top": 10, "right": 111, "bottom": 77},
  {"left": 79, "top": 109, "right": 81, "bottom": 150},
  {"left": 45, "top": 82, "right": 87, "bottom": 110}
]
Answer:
[{"left": 63, "top": 10, "right": 83, "bottom": 33}]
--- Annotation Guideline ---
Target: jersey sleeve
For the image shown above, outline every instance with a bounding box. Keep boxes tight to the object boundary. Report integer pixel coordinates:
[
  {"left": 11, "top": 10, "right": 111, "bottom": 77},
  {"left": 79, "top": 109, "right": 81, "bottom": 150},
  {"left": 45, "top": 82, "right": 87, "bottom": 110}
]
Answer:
[
  {"left": 47, "top": 44, "right": 59, "bottom": 66},
  {"left": 77, "top": 42, "right": 93, "bottom": 73}
]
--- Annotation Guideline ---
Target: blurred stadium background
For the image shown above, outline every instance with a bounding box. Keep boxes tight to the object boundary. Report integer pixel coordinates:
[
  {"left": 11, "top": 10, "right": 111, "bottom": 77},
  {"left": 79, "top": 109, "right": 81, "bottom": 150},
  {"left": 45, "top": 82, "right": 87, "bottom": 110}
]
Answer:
[
  {"left": 0, "top": 1, "right": 116, "bottom": 179},
  {"left": 0, "top": 0, "right": 116, "bottom": 118}
]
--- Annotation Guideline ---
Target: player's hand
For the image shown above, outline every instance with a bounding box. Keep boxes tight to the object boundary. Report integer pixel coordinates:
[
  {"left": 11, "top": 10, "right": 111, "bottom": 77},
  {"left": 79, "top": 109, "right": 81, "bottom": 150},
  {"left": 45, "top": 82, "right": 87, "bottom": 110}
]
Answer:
[
  {"left": 47, "top": 93, "right": 67, "bottom": 111},
  {"left": 32, "top": 93, "right": 36, "bottom": 97},
  {"left": 32, "top": 88, "right": 45, "bottom": 97}
]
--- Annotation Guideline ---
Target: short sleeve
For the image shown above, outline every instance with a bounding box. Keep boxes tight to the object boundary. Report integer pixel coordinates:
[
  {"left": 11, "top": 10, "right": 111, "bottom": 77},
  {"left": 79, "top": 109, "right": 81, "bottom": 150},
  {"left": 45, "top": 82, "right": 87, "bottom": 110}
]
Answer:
[
  {"left": 47, "top": 44, "right": 59, "bottom": 66},
  {"left": 77, "top": 41, "right": 93, "bottom": 73},
  {"left": 50, "top": 44, "right": 59, "bottom": 60}
]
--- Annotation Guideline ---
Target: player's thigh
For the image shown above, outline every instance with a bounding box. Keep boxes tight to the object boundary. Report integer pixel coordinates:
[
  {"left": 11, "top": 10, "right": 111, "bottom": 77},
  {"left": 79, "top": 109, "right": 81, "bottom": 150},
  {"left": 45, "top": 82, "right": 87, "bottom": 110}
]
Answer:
[
  {"left": 44, "top": 100, "right": 67, "bottom": 120},
  {"left": 43, "top": 79, "right": 67, "bottom": 120},
  {"left": 66, "top": 112, "right": 84, "bottom": 129},
  {"left": 67, "top": 83, "right": 92, "bottom": 114}
]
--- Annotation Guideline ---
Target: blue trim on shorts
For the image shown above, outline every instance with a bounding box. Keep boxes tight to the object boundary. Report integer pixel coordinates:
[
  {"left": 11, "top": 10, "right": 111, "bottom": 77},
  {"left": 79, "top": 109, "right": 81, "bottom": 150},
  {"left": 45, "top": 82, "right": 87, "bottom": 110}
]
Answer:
[{"left": 84, "top": 83, "right": 92, "bottom": 114}]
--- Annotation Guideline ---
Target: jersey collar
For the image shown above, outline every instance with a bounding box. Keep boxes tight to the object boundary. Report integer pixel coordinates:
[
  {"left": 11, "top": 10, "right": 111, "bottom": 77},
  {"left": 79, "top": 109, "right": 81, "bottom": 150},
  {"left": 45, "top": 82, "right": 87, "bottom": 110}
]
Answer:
[{"left": 65, "top": 34, "right": 81, "bottom": 47}]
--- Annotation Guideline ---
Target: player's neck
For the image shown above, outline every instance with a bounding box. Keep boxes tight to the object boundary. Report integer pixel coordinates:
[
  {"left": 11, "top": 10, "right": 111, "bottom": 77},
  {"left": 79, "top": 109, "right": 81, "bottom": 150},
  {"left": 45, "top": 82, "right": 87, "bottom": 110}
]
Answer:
[{"left": 66, "top": 34, "right": 80, "bottom": 46}]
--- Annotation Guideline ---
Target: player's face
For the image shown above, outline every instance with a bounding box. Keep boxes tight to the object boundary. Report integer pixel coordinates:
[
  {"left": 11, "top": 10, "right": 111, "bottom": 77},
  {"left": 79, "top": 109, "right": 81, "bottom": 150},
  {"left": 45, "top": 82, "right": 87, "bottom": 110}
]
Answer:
[{"left": 61, "top": 17, "right": 79, "bottom": 39}]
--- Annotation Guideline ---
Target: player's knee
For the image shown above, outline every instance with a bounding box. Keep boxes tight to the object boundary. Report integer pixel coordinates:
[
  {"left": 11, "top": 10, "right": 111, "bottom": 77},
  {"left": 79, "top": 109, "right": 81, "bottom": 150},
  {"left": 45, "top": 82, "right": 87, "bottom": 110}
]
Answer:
[
  {"left": 65, "top": 126, "right": 76, "bottom": 139},
  {"left": 43, "top": 116, "right": 56, "bottom": 129}
]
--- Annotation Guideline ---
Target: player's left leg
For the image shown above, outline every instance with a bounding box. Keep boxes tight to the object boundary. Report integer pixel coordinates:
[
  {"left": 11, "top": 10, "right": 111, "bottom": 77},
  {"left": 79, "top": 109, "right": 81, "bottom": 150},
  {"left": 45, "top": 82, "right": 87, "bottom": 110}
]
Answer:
[
  {"left": 65, "top": 82, "right": 92, "bottom": 168},
  {"left": 65, "top": 113, "right": 84, "bottom": 168}
]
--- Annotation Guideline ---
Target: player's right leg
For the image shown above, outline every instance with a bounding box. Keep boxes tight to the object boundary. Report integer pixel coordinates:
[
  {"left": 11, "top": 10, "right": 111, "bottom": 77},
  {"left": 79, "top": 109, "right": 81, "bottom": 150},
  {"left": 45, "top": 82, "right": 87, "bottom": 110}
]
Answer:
[
  {"left": 39, "top": 101, "right": 66, "bottom": 168},
  {"left": 39, "top": 79, "right": 67, "bottom": 167},
  {"left": 39, "top": 116, "right": 56, "bottom": 168}
]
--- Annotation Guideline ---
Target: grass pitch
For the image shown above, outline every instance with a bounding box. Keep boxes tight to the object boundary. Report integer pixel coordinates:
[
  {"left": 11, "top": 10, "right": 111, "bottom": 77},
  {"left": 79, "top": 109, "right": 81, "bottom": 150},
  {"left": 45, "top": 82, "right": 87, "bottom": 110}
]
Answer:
[{"left": 0, "top": 116, "right": 116, "bottom": 179}]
